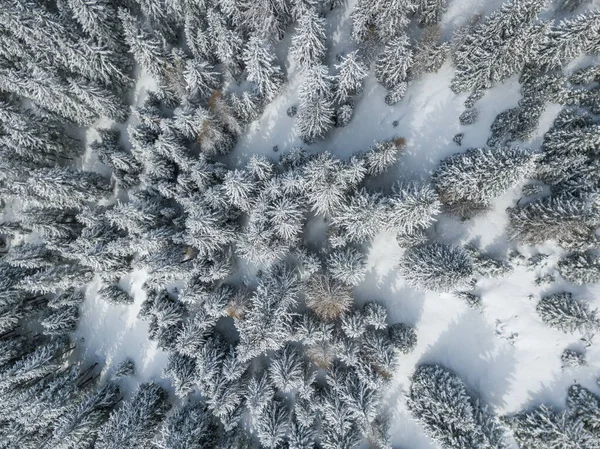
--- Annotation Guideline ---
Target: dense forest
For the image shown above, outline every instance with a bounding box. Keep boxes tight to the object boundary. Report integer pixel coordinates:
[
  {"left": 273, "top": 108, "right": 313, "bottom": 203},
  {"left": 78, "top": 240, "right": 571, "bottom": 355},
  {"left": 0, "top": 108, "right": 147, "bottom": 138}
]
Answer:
[{"left": 1, "top": 0, "right": 600, "bottom": 448}]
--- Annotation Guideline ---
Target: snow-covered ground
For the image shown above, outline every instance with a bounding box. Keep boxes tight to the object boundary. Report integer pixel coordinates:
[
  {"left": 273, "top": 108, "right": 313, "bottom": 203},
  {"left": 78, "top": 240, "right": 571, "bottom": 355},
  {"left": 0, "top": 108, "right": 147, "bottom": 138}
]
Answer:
[{"left": 74, "top": 0, "right": 600, "bottom": 447}]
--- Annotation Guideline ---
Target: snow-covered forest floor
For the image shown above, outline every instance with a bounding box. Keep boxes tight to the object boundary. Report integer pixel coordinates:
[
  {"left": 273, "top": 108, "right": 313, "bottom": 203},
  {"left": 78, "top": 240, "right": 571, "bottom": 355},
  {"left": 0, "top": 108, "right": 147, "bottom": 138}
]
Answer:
[{"left": 70, "top": 1, "right": 600, "bottom": 447}]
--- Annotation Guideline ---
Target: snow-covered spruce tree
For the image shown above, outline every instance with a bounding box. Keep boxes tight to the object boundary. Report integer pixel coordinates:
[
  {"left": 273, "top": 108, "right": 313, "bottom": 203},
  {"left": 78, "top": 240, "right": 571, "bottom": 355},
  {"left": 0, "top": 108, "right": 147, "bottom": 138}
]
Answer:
[
  {"left": 566, "top": 384, "right": 600, "bottom": 433},
  {"left": 432, "top": 147, "right": 537, "bottom": 217},
  {"left": 418, "top": 0, "right": 447, "bottom": 27},
  {"left": 411, "top": 25, "right": 449, "bottom": 79},
  {"left": 306, "top": 273, "right": 353, "bottom": 321},
  {"left": 334, "top": 50, "right": 368, "bottom": 104},
  {"left": 507, "top": 404, "right": 597, "bottom": 449},
  {"left": 558, "top": 252, "right": 600, "bottom": 285},
  {"left": 243, "top": 36, "right": 284, "bottom": 103},
  {"left": 351, "top": 0, "right": 415, "bottom": 44},
  {"left": 290, "top": 9, "right": 327, "bottom": 70},
  {"left": 508, "top": 193, "right": 600, "bottom": 250},
  {"left": 155, "top": 400, "right": 219, "bottom": 449},
  {"left": 408, "top": 364, "right": 509, "bottom": 449},
  {"left": 295, "top": 64, "right": 335, "bottom": 143},
  {"left": 375, "top": 33, "right": 413, "bottom": 90},
  {"left": 536, "top": 12, "right": 600, "bottom": 70},
  {"left": 450, "top": 0, "right": 546, "bottom": 93},
  {"left": 536, "top": 292, "right": 600, "bottom": 334},
  {"left": 96, "top": 382, "right": 170, "bottom": 449},
  {"left": 47, "top": 381, "right": 122, "bottom": 449},
  {"left": 399, "top": 243, "right": 474, "bottom": 292}
]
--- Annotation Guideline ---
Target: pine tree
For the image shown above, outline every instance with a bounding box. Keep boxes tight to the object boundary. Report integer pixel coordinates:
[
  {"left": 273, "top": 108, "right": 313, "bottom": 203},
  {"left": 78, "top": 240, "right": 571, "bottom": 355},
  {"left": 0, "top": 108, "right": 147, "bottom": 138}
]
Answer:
[
  {"left": 327, "top": 246, "right": 367, "bottom": 287},
  {"left": 536, "top": 292, "right": 600, "bottom": 334},
  {"left": 255, "top": 398, "right": 291, "bottom": 449},
  {"left": 155, "top": 400, "right": 219, "bottom": 449},
  {"left": 561, "top": 349, "right": 586, "bottom": 368},
  {"left": 375, "top": 34, "right": 413, "bottom": 90},
  {"left": 295, "top": 64, "right": 335, "bottom": 143},
  {"left": 399, "top": 244, "right": 474, "bottom": 293},
  {"left": 96, "top": 382, "right": 170, "bottom": 449},
  {"left": 41, "top": 306, "right": 79, "bottom": 335},
  {"left": 163, "top": 353, "right": 197, "bottom": 398},
  {"left": 566, "top": 384, "right": 600, "bottom": 432},
  {"left": 306, "top": 273, "right": 353, "bottom": 321},
  {"left": 408, "top": 364, "right": 506, "bottom": 449},
  {"left": 507, "top": 404, "right": 597, "bottom": 449},
  {"left": 507, "top": 194, "right": 600, "bottom": 250},
  {"left": 558, "top": 252, "right": 600, "bottom": 285},
  {"left": 290, "top": 9, "right": 327, "bottom": 70},
  {"left": 388, "top": 323, "right": 417, "bottom": 354},
  {"left": 243, "top": 36, "right": 284, "bottom": 103},
  {"left": 411, "top": 25, "right": 449, "bottom": 78},
  {"left": 48, "top": 382, "right": 122, "bottom": 449},
  {"left": 334, "top": 51, "right": 368, "bottom": 104},
  {"left": 451, "top": 0, "right": 546, "bottom": 93},
  {"left": 537, "top": 12, "right": 600, "bottom": 70},
  {"left": 114, "top": 359, "right": 135, "bottom": 378},
  {"left": 268, "top": 345, "right": 306, "bottom": 393},
  {"left": 118, "top": 8, "right": 171, "bottom": 81},
  {"left": 433, "top": 147, "right": 538, "bottom": 217},
  {"left": 418, "top": 0, "right": 447, "bottom": 27}
]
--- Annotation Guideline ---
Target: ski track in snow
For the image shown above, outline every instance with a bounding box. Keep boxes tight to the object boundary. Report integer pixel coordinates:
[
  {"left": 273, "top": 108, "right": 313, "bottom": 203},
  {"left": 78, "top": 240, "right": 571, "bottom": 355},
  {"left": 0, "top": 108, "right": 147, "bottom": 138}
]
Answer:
[{"left": 74, "top": 0, "right": 600, "bottom": 446}]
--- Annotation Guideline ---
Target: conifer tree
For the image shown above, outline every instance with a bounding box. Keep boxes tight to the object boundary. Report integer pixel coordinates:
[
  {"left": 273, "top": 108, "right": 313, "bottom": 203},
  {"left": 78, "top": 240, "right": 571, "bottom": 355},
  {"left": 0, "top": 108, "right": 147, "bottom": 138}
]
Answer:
[
  {"left": 334, "top": 51, "right": 368, "bottom": 104},
  {"left": 155, "top": 400, "right": 219, "bottom": 449},
  {"left": 536, "top": 292, "right": 600, "bottom": 334},
  {"left": 375, "top": 34, "right": 413, "bottom": 90},
  {"left": 290, "top": 9, "right": 327, "bottom": 70},
  {"left": 418, "top": 0, "right": 447, "bottom": 27},
  {"left": 433, "top": 147, "right": 537, "bottom": 217},
  {"left": 451, "top": 0, "right": 546, "bottom": 93},
  {"left": 537, "top": 12, "right": 600, "bottom": 70},
  {"left": 558, "top": 252, "right": 600, "bottom": 285},
  {"left": 408, "top": 364, "right": 508, "bottom": 449},
  {"left": 295, "top": 64, "right": 335, "bottom": 143},
  {"left": 508, "top": 194, "right": 600, "bottom": 250},
  {"left": 96, "top": 382, "right": 170, "bottom": 449},
  {"left": 399, "top": 243, "right": 474, "bottom": 292}
]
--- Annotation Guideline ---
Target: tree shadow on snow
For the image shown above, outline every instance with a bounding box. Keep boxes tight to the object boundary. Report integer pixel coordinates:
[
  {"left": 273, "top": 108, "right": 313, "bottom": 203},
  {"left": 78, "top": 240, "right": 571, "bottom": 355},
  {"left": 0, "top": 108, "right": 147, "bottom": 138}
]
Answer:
[{"left": 417, "top": 308, "right": 518, "bottom": 410}]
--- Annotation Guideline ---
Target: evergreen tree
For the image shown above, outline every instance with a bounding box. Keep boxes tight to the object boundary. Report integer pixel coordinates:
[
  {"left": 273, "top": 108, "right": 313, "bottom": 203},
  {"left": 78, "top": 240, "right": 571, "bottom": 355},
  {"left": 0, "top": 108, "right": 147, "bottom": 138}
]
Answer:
[
  {"left": 537, "top": 12, "right": 600, "bottom": 70},
  {"left": 243, "top": 36, "right": 284, "bottom": 102},
  {"left": 399, "top": 244, "right": 474, "bottom": 292},
  {"left": 433, "top": 147, "right": 538, "bottom": 217},
  {"left": 48, "top": 382, "right": 122, "bottom": 449},
  {"left": 96, "top": 382, "right": 170, "bottom": 449},
  {"left": 155, "top": 400, "right": 219, "bottom": 449},
  {"left": 418, "top": 0, "right": 447, "bottom": 27},
  {"left": 451, "top": 0, "right": 546, "bottom": 93},
  {"left": 558, "top": 252, "right": 600, "bottom": 285},
  {"left": 411, "top": 25, "right": 449, "bottom": 78},
  {"left": 408, "top": 364, "right": 508, "bottom": 449},
  {"left": 507, "top": 194, "right": 600, "bottom": 250},
  {"left": 508, "top": 404, "right": 597, "bottom": 449},
  {"left": 375, "top": 34, "right": 413, "bottom": 90},
  {"left": 566, "top": 384, "right": 600, "bottom": 433},
  {"left": 295, "top": 65, "right": 335, "bottom": 143},
  {"left": 536, "top": 292, "right": 600, "bottom": 334},
  {"left": 306, "top": 273, "right": 353, "bottom": 321},
  {"left": 327, "top": 246, "right": 367, "bottom": 287},
  {"left": 290, "top": 9, "right": 327, "bottom": 70},
  {"left": 334, "top": 51, "right": 368, "bottom": 104}
]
